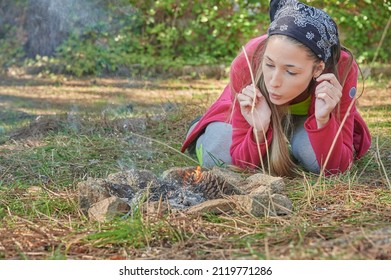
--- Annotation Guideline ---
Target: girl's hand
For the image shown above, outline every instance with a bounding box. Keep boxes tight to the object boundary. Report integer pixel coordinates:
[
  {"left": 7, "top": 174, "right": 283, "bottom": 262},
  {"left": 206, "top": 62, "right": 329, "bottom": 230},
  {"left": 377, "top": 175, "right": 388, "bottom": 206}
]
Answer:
[
  {"left": 237, "top": 84, "right": 271, "bottom": 134},
  {"left": 315, "top": 73, "right": 343, "bottom": 128}
]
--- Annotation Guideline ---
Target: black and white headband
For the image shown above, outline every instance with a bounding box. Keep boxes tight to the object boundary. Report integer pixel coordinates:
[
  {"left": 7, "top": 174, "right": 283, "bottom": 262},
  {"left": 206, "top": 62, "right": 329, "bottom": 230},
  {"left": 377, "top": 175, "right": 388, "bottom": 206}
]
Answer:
[{"left": 268, "top": 0, "right": 339, "bottom": 62}]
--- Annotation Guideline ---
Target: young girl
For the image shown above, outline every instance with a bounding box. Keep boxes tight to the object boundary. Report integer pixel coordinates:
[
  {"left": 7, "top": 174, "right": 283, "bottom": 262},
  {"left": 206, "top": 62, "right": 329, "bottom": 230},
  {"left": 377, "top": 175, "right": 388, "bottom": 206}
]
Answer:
[{"left": 181, "top": 0, "right": 371, "bottom": 177}]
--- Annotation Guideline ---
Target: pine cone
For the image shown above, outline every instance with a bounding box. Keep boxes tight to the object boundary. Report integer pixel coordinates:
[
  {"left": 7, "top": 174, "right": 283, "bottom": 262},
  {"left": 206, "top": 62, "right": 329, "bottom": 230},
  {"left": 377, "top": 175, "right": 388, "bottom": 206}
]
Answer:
[{"left": 191, "top": 171, "right": 240, "bottom": 199}]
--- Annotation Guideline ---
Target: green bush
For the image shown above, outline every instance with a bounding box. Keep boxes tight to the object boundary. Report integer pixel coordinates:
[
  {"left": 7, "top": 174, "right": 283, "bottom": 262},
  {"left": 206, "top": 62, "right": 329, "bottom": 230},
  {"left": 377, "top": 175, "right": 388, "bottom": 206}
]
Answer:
[
  {"left": 54, "top": 0, "right": 391, "bottom": 76},
  {"left": 0, "top": 0, "right": 390, "bottom": 76},
  {"left": 53, "top": 0, "right": 271, "bottom": 76},
  {"left": 0, "top": 25, "right": 25, "bottom": 72},
  {"left": 311, "top": 0, "right": 391, "bottom": 64}
]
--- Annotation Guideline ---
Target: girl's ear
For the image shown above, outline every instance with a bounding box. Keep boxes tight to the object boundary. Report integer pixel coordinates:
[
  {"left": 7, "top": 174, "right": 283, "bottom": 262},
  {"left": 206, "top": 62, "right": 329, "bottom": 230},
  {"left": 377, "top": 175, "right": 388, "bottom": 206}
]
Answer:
[{"left": 313, "top": 61, "right": 325, "bottom": 78}]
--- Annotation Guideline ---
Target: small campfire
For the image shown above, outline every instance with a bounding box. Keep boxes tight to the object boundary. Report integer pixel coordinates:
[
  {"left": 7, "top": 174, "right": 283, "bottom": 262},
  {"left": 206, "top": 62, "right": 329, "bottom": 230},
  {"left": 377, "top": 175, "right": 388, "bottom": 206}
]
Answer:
[
  {"left": 78, "top": 166, "right": 293, "bottom": 222},
  {"left": 186, "top": 165, "right": 203, "bottom": 183}
]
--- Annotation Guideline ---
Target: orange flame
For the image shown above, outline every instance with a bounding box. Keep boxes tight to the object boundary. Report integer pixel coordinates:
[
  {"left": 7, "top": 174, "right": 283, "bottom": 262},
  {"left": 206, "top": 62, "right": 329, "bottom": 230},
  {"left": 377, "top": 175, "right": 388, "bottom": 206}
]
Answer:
[
  {"left": 183, "top": 166, "right": 203, "bottom": 185},
  {"left": 192, "top": 166, "right": 203, "bottom": 183}
]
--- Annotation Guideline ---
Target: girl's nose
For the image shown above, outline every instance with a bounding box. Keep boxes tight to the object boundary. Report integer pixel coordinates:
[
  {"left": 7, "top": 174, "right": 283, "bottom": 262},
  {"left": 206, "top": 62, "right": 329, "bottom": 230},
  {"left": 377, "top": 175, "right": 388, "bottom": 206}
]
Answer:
[{"left": 270, "top": 72, "right": 282, "bottom": 88}]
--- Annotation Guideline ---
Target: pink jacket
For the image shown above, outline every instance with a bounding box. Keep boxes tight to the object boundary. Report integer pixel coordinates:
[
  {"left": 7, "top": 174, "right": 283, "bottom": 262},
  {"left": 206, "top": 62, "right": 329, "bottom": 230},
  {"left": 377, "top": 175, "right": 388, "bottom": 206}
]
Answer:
[{"left": 181, "top": 35, "right": 371, "bottom": 174}]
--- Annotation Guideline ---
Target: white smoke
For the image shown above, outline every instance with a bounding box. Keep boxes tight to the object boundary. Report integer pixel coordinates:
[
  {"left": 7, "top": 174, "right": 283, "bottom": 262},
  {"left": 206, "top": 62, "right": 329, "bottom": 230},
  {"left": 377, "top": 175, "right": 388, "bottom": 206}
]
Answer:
[{"left": 45, "top": 0, "right": 106, "bottom": 33}]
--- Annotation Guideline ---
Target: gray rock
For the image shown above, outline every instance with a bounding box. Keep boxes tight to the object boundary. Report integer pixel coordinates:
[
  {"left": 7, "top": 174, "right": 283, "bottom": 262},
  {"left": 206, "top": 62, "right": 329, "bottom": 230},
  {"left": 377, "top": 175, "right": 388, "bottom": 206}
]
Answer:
[
  {"left": 234, "top": 193, "right": 292, "bottom": 217},
  {"left": 185, "top": 198, "right": 235, "bottom": 215},
  {"left": 268, "top": 193, "right": 293, "bottom": 216},
  {"left": 88, "top": 197, "right": 131, "bottom": 222},
  {"left": 78, "top": 178, "right": 110, "bottom": 214},
  {"left": 107, "top": 169, "right": 159, "bottom": 191},
  {"left": 208, "top": 166, "right": 246, "bottom": 190},
  {"left": 242, "top": 173, "right": 285, "bottom": 194}
]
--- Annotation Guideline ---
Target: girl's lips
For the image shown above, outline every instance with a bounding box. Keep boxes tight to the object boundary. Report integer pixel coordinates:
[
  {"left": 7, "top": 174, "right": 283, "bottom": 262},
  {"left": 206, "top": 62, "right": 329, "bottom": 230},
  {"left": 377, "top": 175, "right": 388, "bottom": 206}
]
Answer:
[{"left": 270, "top": 93, "right": 282, "bottom": 100}]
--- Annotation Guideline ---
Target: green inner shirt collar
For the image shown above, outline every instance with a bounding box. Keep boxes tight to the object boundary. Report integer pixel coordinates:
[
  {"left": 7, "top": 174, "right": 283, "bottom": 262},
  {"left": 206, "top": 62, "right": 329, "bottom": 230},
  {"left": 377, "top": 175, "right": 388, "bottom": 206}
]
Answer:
[{"left": 289, "top": 95, "right": 311, "bottom": 116}]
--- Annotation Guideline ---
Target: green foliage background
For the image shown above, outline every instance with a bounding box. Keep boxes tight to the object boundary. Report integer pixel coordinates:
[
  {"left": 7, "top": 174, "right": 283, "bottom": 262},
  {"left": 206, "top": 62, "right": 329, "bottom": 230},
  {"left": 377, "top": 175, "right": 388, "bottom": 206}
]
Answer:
[{"left": 0, "top": 0, "right": 390, "bottom": 76}]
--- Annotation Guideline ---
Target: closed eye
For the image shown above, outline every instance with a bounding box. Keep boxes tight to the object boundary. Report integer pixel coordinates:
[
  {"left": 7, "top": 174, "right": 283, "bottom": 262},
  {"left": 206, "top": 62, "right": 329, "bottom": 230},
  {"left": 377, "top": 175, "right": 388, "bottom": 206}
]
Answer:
[{"left": 287, "top": 71, "right": 297, "bottom": 76}]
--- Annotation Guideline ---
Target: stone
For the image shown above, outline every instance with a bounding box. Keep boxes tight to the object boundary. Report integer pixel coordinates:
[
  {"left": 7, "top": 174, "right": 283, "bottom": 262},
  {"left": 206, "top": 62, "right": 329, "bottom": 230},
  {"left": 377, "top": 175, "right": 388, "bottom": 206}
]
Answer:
[
  {"left": 185, "top": 198, "right": 235, "bottom": 215},
  {"left": 234, "top": 193, "right": 293, "bottom": 217},
  {"left": 107, "top": 169, "right": 159, "bottom": 191},
  {"left": 88, "top": 169, "right": 160, "bottom": 210},
  {"left": 104, "top": 182, "right": 137, "bottom": 204},
  {"left": 184, "top": 192, "right": 293, "bottom": 218},
  {"left": 242, "top": 173, "right": 285, "bottom": 194},
  {"left": 268, "top": 193, "right": 293, "bottom": 216},
  {"left": 88, "top": 196, "right": 131, "bottom": 222},
  {"left": 78, "top": 178, "right": 111, "bottom": 214},
  {"left": 208, "top": 166, "right": 246, "bottom": 189}
]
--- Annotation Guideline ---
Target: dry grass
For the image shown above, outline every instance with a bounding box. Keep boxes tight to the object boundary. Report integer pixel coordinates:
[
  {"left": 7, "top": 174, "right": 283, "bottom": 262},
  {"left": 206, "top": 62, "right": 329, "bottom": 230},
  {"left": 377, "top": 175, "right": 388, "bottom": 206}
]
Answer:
[{"left": 0, "top": 74, "right": 390, "bottom": 260}]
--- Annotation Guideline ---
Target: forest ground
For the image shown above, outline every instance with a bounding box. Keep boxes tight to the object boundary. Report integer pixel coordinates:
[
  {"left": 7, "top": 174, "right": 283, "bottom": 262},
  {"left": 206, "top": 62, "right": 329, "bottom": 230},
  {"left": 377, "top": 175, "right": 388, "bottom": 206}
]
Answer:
[{"left": 0, "top": 73, "right": 390, "bottom": 260}]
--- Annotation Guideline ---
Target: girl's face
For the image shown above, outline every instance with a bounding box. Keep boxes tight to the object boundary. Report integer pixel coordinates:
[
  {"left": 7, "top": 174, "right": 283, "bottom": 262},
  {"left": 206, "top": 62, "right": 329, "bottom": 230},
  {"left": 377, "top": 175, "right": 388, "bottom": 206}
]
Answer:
[{"left": 262, "top": 36, "right": 323, "bottom": 105}]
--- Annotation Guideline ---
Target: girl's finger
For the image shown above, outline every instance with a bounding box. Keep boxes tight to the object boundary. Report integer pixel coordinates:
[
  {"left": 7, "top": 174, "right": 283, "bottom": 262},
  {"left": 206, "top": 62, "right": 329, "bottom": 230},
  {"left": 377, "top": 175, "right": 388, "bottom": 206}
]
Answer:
[
  {"left": 238, "top": 94, "right": 255, "bottom": 106},
  {"left": 316, "top": 73, "right": 342, "bottom": 91},
  {"left": 316, "top": 92, "right": 339, "bottom": 108},
  {"left": 316, "top": 81, "right": 342, "bottom": 99},
  {"left": 242, "top": 87, "right": 256, "bottom": 97},
  {"left": 316, "top": 92, "right": 331, "bottom": 101},
  {"left": 238, "top": 93, "right": 253, "bottom": 101},
  {"left": 239, "top": 102, "right": 253, "bottom": 109},
  {"left": 316, "top": 81, "right": 332, "bottom": 92}
]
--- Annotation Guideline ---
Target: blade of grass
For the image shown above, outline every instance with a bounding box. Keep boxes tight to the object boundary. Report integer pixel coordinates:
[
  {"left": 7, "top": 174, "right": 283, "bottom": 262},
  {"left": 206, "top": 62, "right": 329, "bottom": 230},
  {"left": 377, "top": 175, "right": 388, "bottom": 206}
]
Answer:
[
  {"left": 315, "top": 97, "right": 356, "bottom": 187},
  {"left": 242, "top": 46, "right": 269, "bottom": 174},
  {"left": 375, "top": 135, "right": 391, "bottom": 189}
]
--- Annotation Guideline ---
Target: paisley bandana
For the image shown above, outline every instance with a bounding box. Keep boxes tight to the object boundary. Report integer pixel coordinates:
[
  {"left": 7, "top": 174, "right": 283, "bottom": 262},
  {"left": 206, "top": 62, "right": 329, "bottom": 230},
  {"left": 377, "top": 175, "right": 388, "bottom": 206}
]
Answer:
[{"left": 268, "top": 0, "right": 339, "bottom": 62}]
